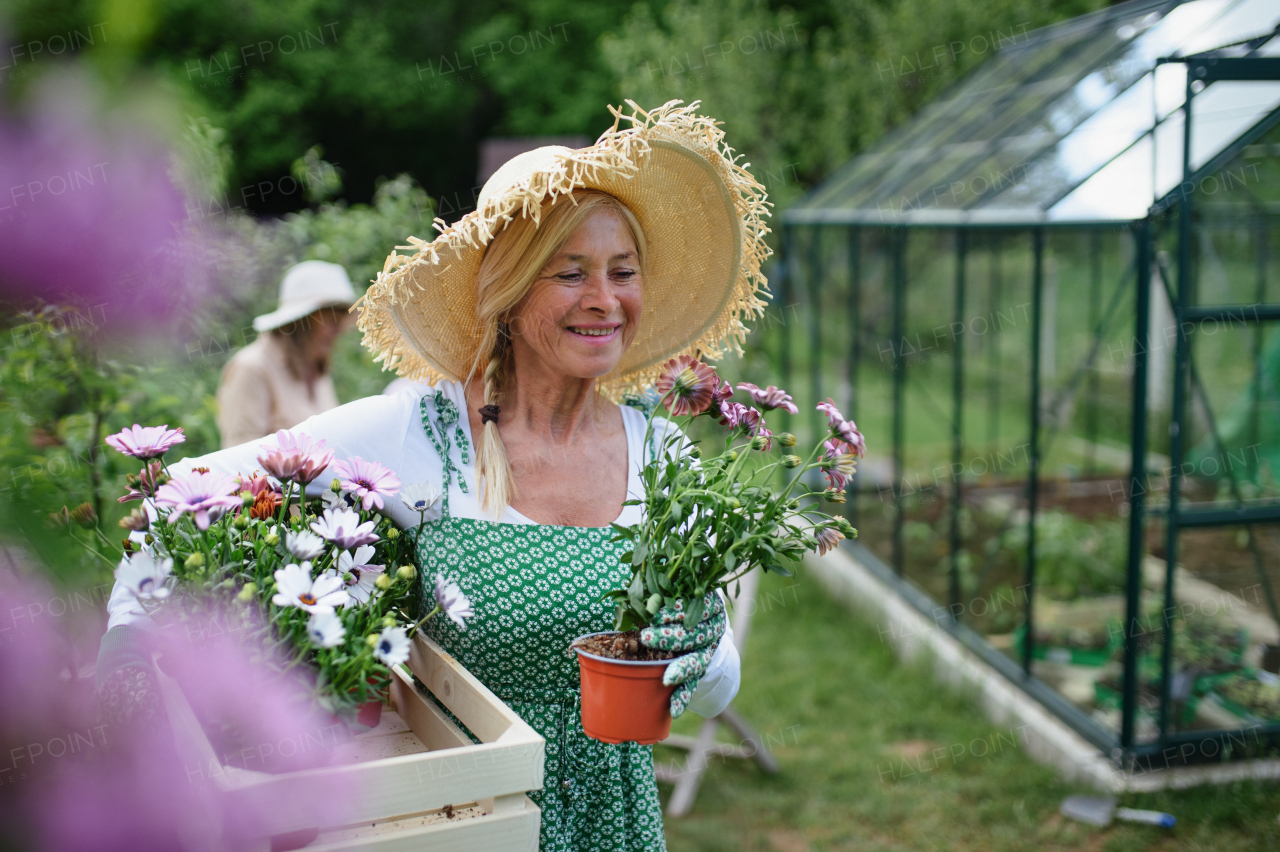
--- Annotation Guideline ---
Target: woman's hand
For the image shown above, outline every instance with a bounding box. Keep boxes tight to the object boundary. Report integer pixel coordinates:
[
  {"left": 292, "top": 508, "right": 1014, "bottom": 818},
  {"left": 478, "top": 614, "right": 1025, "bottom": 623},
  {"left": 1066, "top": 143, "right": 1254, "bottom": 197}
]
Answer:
[{"left": 640, "top": 592, "right": 727, "bottom": 718}]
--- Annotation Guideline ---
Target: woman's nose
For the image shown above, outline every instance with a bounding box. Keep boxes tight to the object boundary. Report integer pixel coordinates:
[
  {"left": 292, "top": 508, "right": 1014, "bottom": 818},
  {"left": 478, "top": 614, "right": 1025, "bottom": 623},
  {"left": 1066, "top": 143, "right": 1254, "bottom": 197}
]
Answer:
[{"left": 579, "top": 271, "right": 620, "bottom": 313}]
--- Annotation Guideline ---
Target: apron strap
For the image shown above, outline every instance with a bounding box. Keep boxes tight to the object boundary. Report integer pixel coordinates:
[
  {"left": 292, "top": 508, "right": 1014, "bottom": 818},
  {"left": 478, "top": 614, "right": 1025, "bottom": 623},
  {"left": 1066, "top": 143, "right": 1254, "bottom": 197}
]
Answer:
[{"left": 418, "top": 390, "right": 471, "bottom": 519}]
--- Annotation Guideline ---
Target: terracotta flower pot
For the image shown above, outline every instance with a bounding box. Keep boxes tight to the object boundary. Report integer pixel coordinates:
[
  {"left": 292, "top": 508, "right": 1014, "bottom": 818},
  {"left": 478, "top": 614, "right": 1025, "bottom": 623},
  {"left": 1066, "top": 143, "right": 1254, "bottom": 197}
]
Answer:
[
  {"left": 357, "top": 699, "right": 383, "bottom": 728},
  {"left": 574, "top": 631, "right": 682, "bottom": 745}
]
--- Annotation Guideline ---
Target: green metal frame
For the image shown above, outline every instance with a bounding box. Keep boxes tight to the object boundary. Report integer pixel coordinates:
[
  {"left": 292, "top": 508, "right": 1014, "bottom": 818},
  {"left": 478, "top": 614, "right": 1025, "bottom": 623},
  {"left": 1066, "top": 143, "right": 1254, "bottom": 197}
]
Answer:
[{"left": 779, "top": 52, "right": 1280, "bottom": 769}]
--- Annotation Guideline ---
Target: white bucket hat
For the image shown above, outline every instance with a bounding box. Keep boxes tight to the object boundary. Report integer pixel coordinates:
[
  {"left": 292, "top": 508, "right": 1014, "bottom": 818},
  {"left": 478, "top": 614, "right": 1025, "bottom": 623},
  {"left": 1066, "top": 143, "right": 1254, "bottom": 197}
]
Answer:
[{"left": 253, "top": 260, "right": 357, "bottom": 333}]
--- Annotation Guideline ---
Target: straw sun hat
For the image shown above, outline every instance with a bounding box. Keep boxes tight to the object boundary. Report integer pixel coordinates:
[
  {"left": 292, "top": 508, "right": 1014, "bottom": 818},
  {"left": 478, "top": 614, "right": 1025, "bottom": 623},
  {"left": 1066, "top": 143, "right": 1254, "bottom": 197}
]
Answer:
[{"left": 355, "top": 100, "right": 773, "bottom": 399}]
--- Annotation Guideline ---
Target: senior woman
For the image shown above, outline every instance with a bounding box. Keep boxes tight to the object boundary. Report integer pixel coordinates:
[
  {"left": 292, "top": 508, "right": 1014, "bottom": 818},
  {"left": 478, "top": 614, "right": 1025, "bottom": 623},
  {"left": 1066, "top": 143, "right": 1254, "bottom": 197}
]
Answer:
[{"left": 102, "top": 101, "right": 772, "bottom": 851}]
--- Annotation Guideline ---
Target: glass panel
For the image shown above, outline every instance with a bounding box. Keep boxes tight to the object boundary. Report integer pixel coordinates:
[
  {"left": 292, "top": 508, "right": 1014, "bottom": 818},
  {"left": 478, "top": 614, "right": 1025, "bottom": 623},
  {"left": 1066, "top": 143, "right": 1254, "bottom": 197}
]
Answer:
[
  {"left": 1126, "top": 0, "right": 1234, "bottom": 66},
  {"left": 1154, "top": 108, "right": 1186, "bottom": 199},
  {"left": 1160, "top": 524, "right": 1280, "bottom": 735},
  {"left": 1190, "top": 81, "right": 1280, "bottom": 172},
  {"left": 1048, "top": 135, "right": 1153, "bottom": 221},
  {"left": 1178, "top": 0, "right": 1280, "bottom": 56},
  {"left": 1155, "top": 62, "right": 1187, "bottom": 121}
]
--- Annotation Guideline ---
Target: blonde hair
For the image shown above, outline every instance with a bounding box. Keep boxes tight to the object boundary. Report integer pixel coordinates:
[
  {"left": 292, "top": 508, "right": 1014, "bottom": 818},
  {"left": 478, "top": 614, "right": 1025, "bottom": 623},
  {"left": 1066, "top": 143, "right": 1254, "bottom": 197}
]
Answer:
[{"left": 469, "top": 189, "right": 647, "bottom": 517}]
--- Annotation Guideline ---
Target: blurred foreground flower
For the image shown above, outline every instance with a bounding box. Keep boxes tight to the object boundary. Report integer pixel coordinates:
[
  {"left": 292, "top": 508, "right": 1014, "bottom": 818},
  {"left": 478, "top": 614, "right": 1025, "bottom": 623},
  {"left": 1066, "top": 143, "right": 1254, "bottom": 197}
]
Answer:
[{"left": 0, "top": 74, "right": 188, "bottom": 325}]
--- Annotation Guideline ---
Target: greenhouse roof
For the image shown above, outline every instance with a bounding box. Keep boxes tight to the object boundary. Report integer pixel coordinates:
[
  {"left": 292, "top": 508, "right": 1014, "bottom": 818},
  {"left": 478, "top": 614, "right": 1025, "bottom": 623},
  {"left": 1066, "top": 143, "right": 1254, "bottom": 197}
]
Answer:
[{"left": 787, "top": 0, "right": 1280, "bottom": 227}]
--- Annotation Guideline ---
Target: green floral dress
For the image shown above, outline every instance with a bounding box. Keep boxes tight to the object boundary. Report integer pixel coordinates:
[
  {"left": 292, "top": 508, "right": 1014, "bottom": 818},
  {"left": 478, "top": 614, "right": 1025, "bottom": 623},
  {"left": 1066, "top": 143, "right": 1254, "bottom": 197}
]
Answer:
[{"left": 412, "top": 391, "right": 668, "bottom": 852}]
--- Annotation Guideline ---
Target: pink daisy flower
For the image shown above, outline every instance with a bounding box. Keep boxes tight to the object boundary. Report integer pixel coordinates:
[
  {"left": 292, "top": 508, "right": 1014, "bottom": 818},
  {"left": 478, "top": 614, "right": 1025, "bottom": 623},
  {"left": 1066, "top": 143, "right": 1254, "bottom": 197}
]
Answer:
[
  {"left": 815, "top": 526, "right": 845, "bottom": 556},
  {"left": 331, "top": 456, "right": 401, "bottom": 511},
  {"left": 737, "top": 383, "right": 798, "bottom": 414},
  {"left": 821, "top": 439, "right": 858, "bottom": 491},
  {"left": 105, "top": 424, "right": 185, "bottom": 460},
  {"left": 655, "top": 355, "right": 720, "bottom": 417},
  {"left": 154, "top": 470, "right": 241, "bottom": 530},
  {"left": 257, "top": 430, "right": 334, "bottom": 486}
]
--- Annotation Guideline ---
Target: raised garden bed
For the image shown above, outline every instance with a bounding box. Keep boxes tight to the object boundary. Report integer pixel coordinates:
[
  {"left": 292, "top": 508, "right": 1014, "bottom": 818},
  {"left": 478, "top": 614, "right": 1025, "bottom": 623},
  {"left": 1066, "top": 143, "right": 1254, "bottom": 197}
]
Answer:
[{"left": 154, "top": 633, "right": 544, "bottom": 851}]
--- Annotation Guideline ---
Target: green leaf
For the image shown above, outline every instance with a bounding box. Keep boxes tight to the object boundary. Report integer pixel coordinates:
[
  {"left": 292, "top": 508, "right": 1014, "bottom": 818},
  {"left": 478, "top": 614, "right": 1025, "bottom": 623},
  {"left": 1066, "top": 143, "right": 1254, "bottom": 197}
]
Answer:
[
  {"left": 724, "top": 550, "right": 737, "bottom": 572},
  {"left": 683, "top": 594, "right": 705, "bottom": 628},
  {"left": 620, "top": 550, "right": 634, "bottom": 565},
  {"left": 633, "top": 540, "right": 648, "bottom": 565}
]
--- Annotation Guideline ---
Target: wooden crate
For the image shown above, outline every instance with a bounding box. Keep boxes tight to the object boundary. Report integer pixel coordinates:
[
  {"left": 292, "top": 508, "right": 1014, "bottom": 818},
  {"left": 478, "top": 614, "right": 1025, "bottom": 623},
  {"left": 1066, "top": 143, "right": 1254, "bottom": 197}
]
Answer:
[{"left": 154, "top": 634, "right": 545, "bottom": 851}]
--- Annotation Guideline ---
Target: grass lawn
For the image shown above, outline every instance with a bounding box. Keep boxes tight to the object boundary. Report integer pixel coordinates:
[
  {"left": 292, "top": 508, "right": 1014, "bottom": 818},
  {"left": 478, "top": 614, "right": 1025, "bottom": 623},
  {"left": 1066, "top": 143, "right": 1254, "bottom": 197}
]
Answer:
[{"left": 657, "top": 569, "right": 1278, "bottom": 852}]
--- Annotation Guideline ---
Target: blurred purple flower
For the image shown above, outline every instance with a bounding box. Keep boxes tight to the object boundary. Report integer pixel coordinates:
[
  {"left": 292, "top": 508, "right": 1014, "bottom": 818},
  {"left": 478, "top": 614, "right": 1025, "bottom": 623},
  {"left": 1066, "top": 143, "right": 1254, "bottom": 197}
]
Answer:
[
  {"left": 0, "top": 76, "right": 188, "bottom": 325},
  {"left": 105, "top": 424, "right": 185, "bottom": 460},
  {"left": 154, "top": 470, "right": 241, "bottom": 530},
  {"left": 0, "top": 555, "right": 357, "bottom": 852}
]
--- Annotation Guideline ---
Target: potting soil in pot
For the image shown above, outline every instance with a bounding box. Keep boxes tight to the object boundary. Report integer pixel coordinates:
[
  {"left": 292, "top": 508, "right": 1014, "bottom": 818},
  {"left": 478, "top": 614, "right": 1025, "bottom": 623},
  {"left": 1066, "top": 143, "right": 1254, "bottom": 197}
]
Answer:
[{"left": 573, "top": 630, "right": 680, "bottom": 662}]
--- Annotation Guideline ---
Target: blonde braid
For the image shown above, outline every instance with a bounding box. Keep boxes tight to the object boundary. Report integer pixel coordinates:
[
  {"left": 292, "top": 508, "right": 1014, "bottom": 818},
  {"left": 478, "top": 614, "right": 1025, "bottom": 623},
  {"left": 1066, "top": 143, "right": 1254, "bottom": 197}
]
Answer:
[{"left": 476, "top": 323, "right": 514, "bottom": 516}]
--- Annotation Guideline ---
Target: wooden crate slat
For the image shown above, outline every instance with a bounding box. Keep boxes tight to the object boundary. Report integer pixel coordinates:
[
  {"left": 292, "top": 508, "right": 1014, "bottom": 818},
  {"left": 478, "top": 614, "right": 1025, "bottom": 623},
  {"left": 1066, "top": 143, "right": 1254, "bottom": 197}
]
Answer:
[
  {"left": 306, "top": 795, "right": 540, "bottom": 852},
  {"left": 407, "top": 633, "right": 523, "bottom": 744}
]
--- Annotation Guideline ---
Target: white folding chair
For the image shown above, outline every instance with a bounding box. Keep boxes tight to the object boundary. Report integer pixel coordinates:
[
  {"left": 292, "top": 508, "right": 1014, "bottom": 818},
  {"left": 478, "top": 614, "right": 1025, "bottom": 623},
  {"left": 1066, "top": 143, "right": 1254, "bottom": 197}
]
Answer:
[{"left": 654, "top": 567, "right": 779, "bottom": 817}]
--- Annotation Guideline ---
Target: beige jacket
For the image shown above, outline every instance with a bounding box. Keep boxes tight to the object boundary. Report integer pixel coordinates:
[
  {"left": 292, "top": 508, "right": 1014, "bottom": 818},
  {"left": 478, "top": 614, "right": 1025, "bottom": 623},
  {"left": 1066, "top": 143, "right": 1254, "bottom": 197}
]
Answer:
[{"left": 215, "top": 334, "right": 339, "bottom": 448}]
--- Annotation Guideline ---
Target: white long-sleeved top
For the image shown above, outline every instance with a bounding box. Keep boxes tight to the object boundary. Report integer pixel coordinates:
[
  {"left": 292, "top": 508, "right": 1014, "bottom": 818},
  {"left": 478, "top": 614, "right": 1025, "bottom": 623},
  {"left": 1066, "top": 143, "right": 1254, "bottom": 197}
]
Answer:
[{"left": 107, "top": 380, "right": 739, "bottom": 718}]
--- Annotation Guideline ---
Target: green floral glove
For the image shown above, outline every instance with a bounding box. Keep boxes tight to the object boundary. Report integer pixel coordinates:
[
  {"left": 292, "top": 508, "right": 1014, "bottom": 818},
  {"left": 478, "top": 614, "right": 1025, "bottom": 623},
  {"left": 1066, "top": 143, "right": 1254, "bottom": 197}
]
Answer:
[{"left": 640, "top": 592, "right": 727, "bottom": 718}]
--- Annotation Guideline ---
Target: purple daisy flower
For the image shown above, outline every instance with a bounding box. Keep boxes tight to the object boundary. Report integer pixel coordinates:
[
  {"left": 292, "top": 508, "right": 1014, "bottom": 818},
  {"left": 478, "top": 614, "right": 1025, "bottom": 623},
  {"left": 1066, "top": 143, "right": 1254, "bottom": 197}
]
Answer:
[
  {"left": 258, "top": 430, "right": 335, "bottom": 486},
  {"left": 331, "top": 456, "right": 402, "bottom": 512},
  {"left": 737, "top": 383, "right": 799, "bottom": 414},
  {"left": 154, "top": 470, "right": 241, "bottom": 530},
  {"left": 105, "top": 424, "right": 185, "bottom": 460}
]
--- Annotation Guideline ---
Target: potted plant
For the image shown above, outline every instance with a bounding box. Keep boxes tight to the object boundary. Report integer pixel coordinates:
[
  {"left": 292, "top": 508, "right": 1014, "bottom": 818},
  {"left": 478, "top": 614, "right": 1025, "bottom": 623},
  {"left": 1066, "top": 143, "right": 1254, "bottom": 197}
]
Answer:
[
  {"left": 571, "top": 357, "right": 862, "bottom": 743},
  {"left": 103, "top": 424, "right": 472, "bottom": 732}
]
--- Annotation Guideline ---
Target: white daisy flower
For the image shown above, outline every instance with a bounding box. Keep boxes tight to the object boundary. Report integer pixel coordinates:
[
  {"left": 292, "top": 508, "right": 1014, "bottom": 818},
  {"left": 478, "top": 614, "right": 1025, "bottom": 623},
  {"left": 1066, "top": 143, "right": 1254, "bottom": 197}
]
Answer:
[
  {"left": 115, "top": 552, "right": 174, "bottom": 601},
  {"left": 373, "top": 626, "right": 410, "bottom": 666},
  {"left": 306, "top": 610, "right": 346, "bottom": 648},
  {"left": 434, "top": 573, "right": 475, "bottom": 629},
  {"left": 322, "top": 545, "right": 385, "bottom": 606},
  {"left": 400, "top": 482, "right": 443, "bottom": 517},
  {"left": 272, "top": 562, "right": 349, "bottom": 613},
  {"left": 285, "top": 529, "right": 326, "bottom": 561}
]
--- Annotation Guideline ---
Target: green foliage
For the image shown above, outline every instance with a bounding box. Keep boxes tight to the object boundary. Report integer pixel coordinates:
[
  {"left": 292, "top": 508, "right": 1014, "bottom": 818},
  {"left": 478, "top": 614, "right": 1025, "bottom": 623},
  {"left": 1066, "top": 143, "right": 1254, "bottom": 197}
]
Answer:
[
  {"left": 999, "top": 508, "right": 1125, "bottom": 599},
  {"left": 604, "top": 0, "right": 1107, "bottom": 220},
  {"left": 0, "top": 306, "right": 222, "bottom": 585},
  {"left": 608, "top": 393, "right": 851, "bottom": 631}
]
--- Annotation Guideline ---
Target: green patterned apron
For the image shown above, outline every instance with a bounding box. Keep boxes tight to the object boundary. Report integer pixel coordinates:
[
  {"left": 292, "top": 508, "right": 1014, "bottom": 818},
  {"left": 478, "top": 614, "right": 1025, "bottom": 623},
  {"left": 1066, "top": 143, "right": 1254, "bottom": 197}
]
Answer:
[{"left": 411, "top": 392, "right": 667, "bottom": 852}]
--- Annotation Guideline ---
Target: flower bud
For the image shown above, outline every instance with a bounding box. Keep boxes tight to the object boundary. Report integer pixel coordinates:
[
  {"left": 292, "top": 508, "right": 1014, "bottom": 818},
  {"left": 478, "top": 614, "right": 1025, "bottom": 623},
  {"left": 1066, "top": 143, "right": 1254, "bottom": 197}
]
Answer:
[
  {"left": 380, "top": 615, "right": 397, "bottom": 629},
  {"left": 387, "top": 527, "right": 400, "bottom": 540},
  {"left": 375, "top": 574, "right": 393, "bottom": 590},
  {"left": 837, "top": 518, "right": 856, "bottom": 536},
  {"left": 823, "top": 489, "right": 847, "bottom": 504},
  {"left": 237, "top": 582, "right": 257, "bottom": 602},
  {"left": 689, "top": 446, "right": 702, "bottom": 459},
  {"left": 184, "top": 552, "right": 205, "bottom": 569},
  {"left": 330, "top": 479, "right": 342, "bottom": 493},
  {"left": 144, "top": 534, "right": 154, "bottom": 545},
  {"left": 233, "top": 514, "right": 249, "bottom": 530},
  {"left": 751, "top": 435, "right": 768, "bottom": 451},
  {"left": 219, "top": 578, "right": 236, "bottom": 590},
  {"left": 779, "top": 432, "right": 797, "bottom": 448},
  {"left": 724, "top": 450, "right": 738, "bottom": 462},
  {"left": 397, "top": 564, "right": 416, "bottom": 581},
  {"left": 646, "top": 593, "right": 663, "bottom": 615},
  {"left": 241, "top": 492, "right": 255, "bottom": 507},
  {"left": 782, "top": 454, "right": 802, "bottom": 468},
  {"left": 264, "top": 532, "right": 280, "bottom": 547},
  {"left": 366, "top": 634, "right": 379, "bottom": 647}
]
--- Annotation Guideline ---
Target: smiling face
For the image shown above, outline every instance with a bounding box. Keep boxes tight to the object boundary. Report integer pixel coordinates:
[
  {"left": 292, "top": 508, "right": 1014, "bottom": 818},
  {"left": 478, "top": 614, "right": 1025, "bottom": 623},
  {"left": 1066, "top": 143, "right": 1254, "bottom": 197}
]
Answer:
[{"left": 507, "top": 208, "right": 643, "bottom": 382}]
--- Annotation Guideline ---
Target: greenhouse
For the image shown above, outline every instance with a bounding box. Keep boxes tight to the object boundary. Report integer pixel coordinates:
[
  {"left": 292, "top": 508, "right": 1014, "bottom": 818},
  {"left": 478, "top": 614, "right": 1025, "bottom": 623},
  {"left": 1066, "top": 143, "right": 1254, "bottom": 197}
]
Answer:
[{"left": 775, "top": 0, "right": 1280, "bottom": 768}]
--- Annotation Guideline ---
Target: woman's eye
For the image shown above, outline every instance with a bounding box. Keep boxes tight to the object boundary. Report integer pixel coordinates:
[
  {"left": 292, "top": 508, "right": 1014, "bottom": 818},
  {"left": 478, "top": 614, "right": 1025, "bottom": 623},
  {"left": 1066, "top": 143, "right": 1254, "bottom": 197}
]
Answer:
[{"left": 612, "top": 269, "right": 637, "bottom": 280}]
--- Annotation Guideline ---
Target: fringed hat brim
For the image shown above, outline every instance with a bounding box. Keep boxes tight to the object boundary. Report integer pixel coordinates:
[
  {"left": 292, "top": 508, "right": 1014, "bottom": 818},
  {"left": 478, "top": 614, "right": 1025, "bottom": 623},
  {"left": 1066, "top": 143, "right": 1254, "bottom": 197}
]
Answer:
[{"left": 355, "top": 100, "right": 773, "bottom": 400}]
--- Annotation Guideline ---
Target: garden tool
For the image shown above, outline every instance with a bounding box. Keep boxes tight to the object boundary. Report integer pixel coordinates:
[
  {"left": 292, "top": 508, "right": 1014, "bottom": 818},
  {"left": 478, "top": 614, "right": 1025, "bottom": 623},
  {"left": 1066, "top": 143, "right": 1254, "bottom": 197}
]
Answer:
[{"left": 1060, "top": 795, "right": 1175, "bottom": 828}]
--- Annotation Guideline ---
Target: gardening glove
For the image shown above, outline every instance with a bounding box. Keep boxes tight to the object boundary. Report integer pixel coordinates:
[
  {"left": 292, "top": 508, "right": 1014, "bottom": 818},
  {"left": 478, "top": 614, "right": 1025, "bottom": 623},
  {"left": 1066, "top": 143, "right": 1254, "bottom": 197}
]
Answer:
[{"left": 640, "top": 592, "right": 727, "bottom": 718}]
